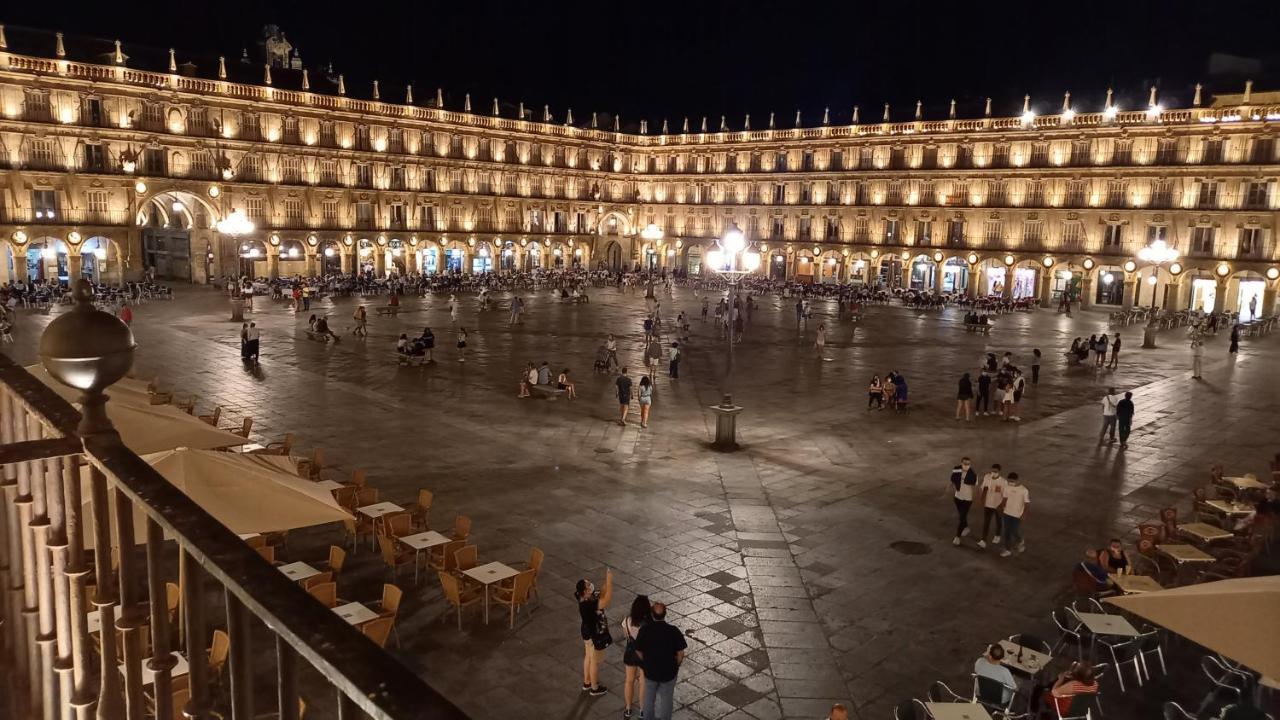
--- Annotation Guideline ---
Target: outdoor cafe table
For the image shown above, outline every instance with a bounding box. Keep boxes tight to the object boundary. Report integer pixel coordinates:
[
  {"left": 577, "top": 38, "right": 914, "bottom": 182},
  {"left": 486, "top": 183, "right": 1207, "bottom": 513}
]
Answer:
[
  {"left": 333, "top": 601, "right": 378, "bottom": 626},
  {"left": 1074, "top": 612, "right": 1140, "bottom": 638},
  {"left": 314, "top": 479, "right": 344, "bottom": 491},
  {"left": 397, "top": 530, "right": 450, "bottom": 585},
  {"left": 278, "top": 561, "right": 321, "bottom": 584},
  {"left": 998, "top": 640, "right": 1051, "bottom": 675},
  {"left": 1158, "top": 543, "right": 1217, "bottom": 564},
  {"left": 122, "top": 653, "right": 189, "bottom": 686},
  {"left": 1204, "top": 500, "right": 1256, "bottom": 517},
  {"left": 358, "top": 501, "right": 406, "bottom": 549},
  {"left": 1222, "top": 476, "right": 1268, "bottom": 491},
  {"left": 1178, "top": 522, "right": 1235, "bottom": 544},
  {"left": 1113, "top": 574, "right": 1165, "bottom": 594},
  {"left": 924, "top": 702, "right": 993, "bottom": 720},
  {"left": 462, "top": 561, "right": 521, "bottom": 624}
]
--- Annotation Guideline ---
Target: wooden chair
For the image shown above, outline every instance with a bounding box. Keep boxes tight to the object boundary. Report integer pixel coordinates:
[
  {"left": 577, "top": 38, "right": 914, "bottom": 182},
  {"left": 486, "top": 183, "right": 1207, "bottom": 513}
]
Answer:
[
  {"left": 318, "top": 545, "right": 347, "bottom": 579},
  {"left": 255, "top": 545, "right": 276, "bottom": 564},
  {"left": 437, "top": 571, "right": 482, "bottom": 630},
  {"left": 342, "top": 516, "right": 373, "bottom": 551},
  {"left": 302, "top": 571, "right": 333, "bottom": 590},
  {"left": 333, "top": 486, "right": 358, "bottom": 511},
  {"left": 355, "top": 488, "right": 380, "bottom": 508},
  {"left": 376, "top": 535, "right": 414, "bottom": 582},
  {"left": 252, "top": 432, "right": 295, "bottom": 456},
  {"left": 1159, "top": 507, "right": 1179, "bottom": 538},
  {"left": 378, "top": 511, "right": 412, "bottom": 539},
  {"left": 348, "top": 469, "right": 367, "bottom": 488},
  {"left": 411, "top": 489, "right": 433, "bottom": 530},
  {"left": 362, "top": 616, "right": 394, "bottom": 648},
  {"left": 297, "top": 448, "right": 325, "bottom": 480},
  {"left": 515, "top": 547, "right": 544, "bottom": 603},
  {"left": 176, "top": 395, "right": 199, "bottom": 415},
  {"left": 427, "top": 540, "right": 466, "bottom": 573},
  {"left": 208, "top": 630, "right": 230, "bottom": 684},
  {"left": 197, "top": 406, "right": 222, "bottom": 426},
  {"left": 453, "top": 544, "right": 478, "bottom": 574},
  {"left": 307, "top": 582, "right": 338, "bottom": 609},
  {"left": 492, "top": 570, "right": 536, "bottom": 628},
  {"left": 452, "top": 514, "right": 472, "bottom": 541},
  {"left": 227, "top": 417, "right": 253, "bottom": 439},
  {"left": 1138, "top": 523, "right": 1164, "bottom": 545},
  {"left": 374, "top": 583, "right": 403, "bottom": 647}
]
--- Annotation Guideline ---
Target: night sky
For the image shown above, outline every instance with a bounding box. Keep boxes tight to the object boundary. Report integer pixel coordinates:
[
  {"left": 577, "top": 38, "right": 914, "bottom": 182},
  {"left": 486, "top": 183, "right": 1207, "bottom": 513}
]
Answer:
[{"left": 6, "top": 0, "right": 1277, "bottom": 127}]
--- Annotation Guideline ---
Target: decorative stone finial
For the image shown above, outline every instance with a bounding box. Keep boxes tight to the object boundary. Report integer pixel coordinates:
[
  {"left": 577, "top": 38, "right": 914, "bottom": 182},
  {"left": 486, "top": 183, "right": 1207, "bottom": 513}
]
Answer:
[
  {"left": 660, "top": 118, "right": 667, "bottom": 133},
  {"left": 1104, "top": 88, "right": 1113, "bottom": 111},
  {"left": 0, "top": 25, "right": 7, "bottom": 50},
  {"left": 263, "top": 64, "right": 272, "bottom": 85},
  {"left": 614, "top": 115, "right": 620, "bottom": 132},
  {"left": 794, "top": 110, "right": 801, "bottom": 127},
  {"left": 373, "top": 80, "right": 381, "bottom": 100},
  {"left": 436, "top": 87, "right": 444, "bottom": 107},
  {"left": 915, "top": 100, "right": 922, "bottom": 120},
  {"left": 518, "top": 101, "right": 525, "bottom": 119},
  {"left": 567, "top": 108, "right": 575, "bottom": 125},
  {"left": 39, "top": 279, "right": 136, "bottom": 436},
  {"left": 302, "top": 69, "right": 310, "bottom": 91},
  {"left": 55, "top": 32, "right": 66, "bottom": 58},
  {"left": 591, "top": 112, "right": 598, "bottom": 128},
  {"left": 337, "top": 74, "right": 345, "bottom": 96},
  {"left": 701, "top": 116, "right": 708, "bottom": 133},
  {"left": 169, "top": 49, "right": 177, "bottom": 73},
  {"left": 544, "top": 105, "right": 550, "bottom": 122},
  {"left": 949, "top": 99, "right": 956, "bottom": 119},
  {"left": 823, "top": 107, "right": 830, "bottom": 125},
  {"left": 720, "top": 115, "right": 727, "bottom": 131},
  {"left": 640, "top": 120, "right": 648, "bottom": 134},
  {"left": 984, "top": 97, "right": 992, "bottom": 117},
  {"left": 768, "top": 112, "right": 775, "bottom": 130},
  {"left": 217, "top": 56, "right": 226, "bottom": 79},
  {"left": 1192, "top": 83, "right": 1202, "bottom": 107},
  {"left": 883, "top": 103, "right": 890, "bottom": 122},
  {"left": 1244, "top": 80, "right": 1253, "bottom": 104},
  {"left": 404, "top": 83, "right": 412, "bottom": 103},
  {"left": 463, "top": 93, "right": 470, "bottom": 112},
  {"left": 744, "top": 113, "right": 751, "bottom": 130},
  {"left": 1062, "top": 91, "right": 1071, "bottom": 111},
  {"left": 682, "top": 117, "right": 689, "bottom": 133},
  {"left": 852, "top": 106, "right": 859, "bottom": 124},
  {"left": 115, "top": 40, "right": 125, "bottom": 65},
  {"left": 1022, "top": 94, "right": 1031, "bottom": 114},
  {"left": 1148, "top": 86, "right": 1157, "bottom": 108}
]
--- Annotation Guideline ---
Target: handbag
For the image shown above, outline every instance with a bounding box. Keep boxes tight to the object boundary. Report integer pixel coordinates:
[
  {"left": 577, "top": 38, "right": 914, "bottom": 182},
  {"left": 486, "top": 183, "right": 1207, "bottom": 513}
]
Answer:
[
  {"left": 591, "top": 611, "right": 613, "bottom": 651},
  {"left": 622, "top": 621, "right": 640, "bottom": 665}
]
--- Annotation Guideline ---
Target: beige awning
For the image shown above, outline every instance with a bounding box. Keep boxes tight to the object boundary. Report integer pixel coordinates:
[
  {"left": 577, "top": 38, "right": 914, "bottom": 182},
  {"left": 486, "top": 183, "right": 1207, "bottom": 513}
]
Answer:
[
  {"left": 82, "top": 448, "right": 352, "bottom": 548},
  {"left": 1106, "top": 576, "right": 1280, "bottom": 678},
  {"left": 103, "top": 403, "right": 247, "bottom": 455},
  {"left": 25, "top": 364, "right": 155, "bottom": 406}
]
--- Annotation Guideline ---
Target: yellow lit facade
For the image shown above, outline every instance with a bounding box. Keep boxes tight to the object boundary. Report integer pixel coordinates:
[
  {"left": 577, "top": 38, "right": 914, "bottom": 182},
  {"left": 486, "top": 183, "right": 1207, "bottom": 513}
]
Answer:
[{"left": 1, "top": 32, "right": 1278, "bottom": 315}]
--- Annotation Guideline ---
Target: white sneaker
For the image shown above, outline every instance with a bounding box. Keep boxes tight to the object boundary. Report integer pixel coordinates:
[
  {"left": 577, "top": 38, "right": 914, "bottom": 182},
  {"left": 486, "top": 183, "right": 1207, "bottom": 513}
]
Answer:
[
  {"left": 1000, "top": 549, "right": 1013, "bottom": 558},
  {"left": 952, "top": 537, "right": 961, "bottom": 546},
  {"left": 992, "top": 535, "right": 1002, "bottom": 545},
  {"left": 977, "top": 540, "right": 987, "bottom": 549},
  {"left": 961, "top": 527, "right": 971, "bottom": 537},
  {"left": 1017, "top": 542, "right": 1027, "bottom": 553}
]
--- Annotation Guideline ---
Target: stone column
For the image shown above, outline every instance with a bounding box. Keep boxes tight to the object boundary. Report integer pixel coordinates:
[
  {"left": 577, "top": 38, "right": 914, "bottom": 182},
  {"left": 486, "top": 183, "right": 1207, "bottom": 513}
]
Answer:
[
  {"left": 67, "top": 253, "right": 84, "bottom": 281},
  {"left": 967, "top": 267, "right": 979, "bottom": 298},
  {"left": 899, "top": 262, "right": 910, "bottom": 289},
  {"left": 305, "top": 253, "right": 317, "bottom": 277},
  {"left": 1166, "top": 280, "right": 1184, "bottom": 311},
  {"left": 374, "top": 250, "right": 387, "bottom": 277},
  {"left": 934, "top": 262, "right": 945, "bottom": 294},
  {"left": 1262, "top": 282, "right": 1277, "bottom": 317},
  {"left": 1080, "top": 275, "right": 1094, "bottom": 309},
  {"left": 340, "top": 251, "right": 353, "bottom": 275},
  {"left": 266, "top": 253, "right": 280, "bottom": 280},
  {"left": 1215, "top": 280, "right": 1229, "bottom": 314},
  {"left": 406, "top": 249, "right": 418, "bottom": 274},
  {"left": 1002, "top": 268, "right": 1014, "bottom": 299},
  {"left": 14, "top": 248, "right": 30, "bottom": 282},
  {"left": 1039, "top": 268, "right": 1054, "bottom": 307},
  {"left": 1121, "top": 277, "right": 1135, "bottom": 310}
]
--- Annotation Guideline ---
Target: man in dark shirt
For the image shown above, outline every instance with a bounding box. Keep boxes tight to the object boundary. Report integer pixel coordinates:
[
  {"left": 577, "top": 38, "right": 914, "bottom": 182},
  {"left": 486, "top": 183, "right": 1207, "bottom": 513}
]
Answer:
[
  {"left": 634, "top": 602, "right": 686, "bottom": 720},
  {"left": 616, "top": 368, "right": 633, "bottom": 426},
  {"left": 1116, "top": 391, "right": 1135, "bottom": 449}
]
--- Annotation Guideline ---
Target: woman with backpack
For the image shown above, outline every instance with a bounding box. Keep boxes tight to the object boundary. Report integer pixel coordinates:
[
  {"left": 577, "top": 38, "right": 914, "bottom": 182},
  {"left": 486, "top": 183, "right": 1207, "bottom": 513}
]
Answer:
[
  {"left": 575, "top": 569, "right": 614, "bottom": 697},
  {"left": 621, "top": 595, "right": 653, "bottom": 719}
]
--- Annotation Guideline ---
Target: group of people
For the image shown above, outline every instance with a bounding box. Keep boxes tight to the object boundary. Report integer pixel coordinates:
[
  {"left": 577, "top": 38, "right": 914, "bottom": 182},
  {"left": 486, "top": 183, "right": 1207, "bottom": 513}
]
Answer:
[
  {"left": 867, "top": 372, "right": 910, "bottom": 410},
  {"left": 1068, "top": 333, "right": 1121, "bottom": 368},
  {"left": 395, "top": 327, "right": 437, "bottom": 361},
  {"left": 1072, "top": 539, "right": 1134, "bottom": 595},
  {"left": 518, "top": 362, "right": 578, "bottom": 399},
  {"left": 238, "top": 321, "right": 261, "bottom": 364},
  {"left": 949, "top": 459, "right": 1030, "bottom": 557},
  {"left": 956, "top": 351, "right": 1033, "bottom": 422}
]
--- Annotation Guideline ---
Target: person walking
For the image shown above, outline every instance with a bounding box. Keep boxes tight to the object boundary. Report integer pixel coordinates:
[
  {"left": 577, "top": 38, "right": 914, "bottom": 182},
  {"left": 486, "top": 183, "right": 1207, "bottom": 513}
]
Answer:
[
  {"left": 576, "top": 569, "right": 614, "bottom": 697},
  {"left": 668, "top": 342, "right": 681, "bottom": 379},
  {"left": 456, "top": 327, "right": 468, "bottom": 362},
  {"left": 637, "top": 376, "right": 654, "bottom": 429},
  {"left": 605, "top": 334, "right": 619, "bottom": 371},
  {"left": 1108, "top": 333, "right": 1121, "bottom": 369},
  {"left": 1031, "top": 349, "right": 1041, "bottom": 385},
  {"left": 949, "top": 457, "right": 978, "bottom": 546},
  {"left": 998, "top": 472, "right": 1029, "bottom": 557},
  {"left": 1229, "top": 324, "right": 1240, "bottom": 355},
  {"left": 352, "top": 305, "right": 368, "bottom": 337},
  {"left": 976, "top": 370, "right": 992, "bottom": 416},
  {"left": 815, "top": 323, "right": 827, "bottom": 358},
  {"left": 1098, "top": 387, "right": 1120, "bottom": 444},
  {"left": 633, "top": 602, "right": 687, "bottom": 720},
  {"left": 975, "top": 464, "right": 1005, "bottom": 549},
  {"left": 956, "top": 372, "right": 974, "bottom": 421},
  {"left": 1116, "top": 391, "right": 1135, "bottom": 449},
  {"left": 245, "top": 322, "right": 261, "bottom": 364},
  {"left": 1191, "top": 339, "right": 1204, "bottom": 379},
  {"left": 616, "top": 368, "right": 633, "bottom": 426},
  {"left": 239, "top": 322, "right": 250, "bottom": 362},
  {"left": 621, "top": 596, "right": 652, "bottom": 719},
  {"left": 700, "top": 296, "right": 709, "bottom": 322}
]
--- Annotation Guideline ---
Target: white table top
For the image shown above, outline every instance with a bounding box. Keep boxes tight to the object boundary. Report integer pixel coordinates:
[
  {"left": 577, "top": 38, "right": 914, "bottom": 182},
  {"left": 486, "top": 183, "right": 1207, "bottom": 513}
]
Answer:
[
  {"left": 1223, "top": 476, "right": 1268, "bottom": 490},
  {"left": 1075, "top": 612, "right": 1140, "bottom": 637},
  {"left": 357, "top": 502, "right": 405, "bottom": 519},
  {"left": 278, "top": 561, "right": 321, "bottom": 582},
  {"left": 998, "top": 640, "right": 1052, "bottom": 674},
  {"left": 925, "top": 702, "right": 993, "bottom": 720},
  {"left": 1260, "top": 675, "right": 1280, "bottom": 690},
  {"left": 1178, "top": 522, "right": 1234, "bottom": 542},
  {"left": 1158, "top": 543, "right": 1217, "bottom": 563},
  {"left": 1113, "top": 574, "right": 1165, "bottom": 594},
  {"left": 87, "top": 605, "right": 124, "bottom": 634},
  {"left": 398, "top": 530, "right": 450, "bottom": 551},
  {"left": 1204, "top": 500, "right": 1255, "bottom": 515},
  {"left": 333, "top": 601, "right": 378, "bottom": 625},
  {"left": 237, "top": 533, "right": 260, "bottom": 541},
  {"left": 315, "top": 480, "right": 344, "bottom": 490},
  {"left": 462, "top": 561, "right": 520, "bottom": 586}
]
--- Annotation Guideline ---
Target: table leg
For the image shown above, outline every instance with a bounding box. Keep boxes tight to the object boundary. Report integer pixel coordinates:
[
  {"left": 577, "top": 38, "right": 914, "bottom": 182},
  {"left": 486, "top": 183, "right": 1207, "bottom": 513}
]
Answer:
[{"left": 484, "top": 585, "right": 490, "bottom": 625}]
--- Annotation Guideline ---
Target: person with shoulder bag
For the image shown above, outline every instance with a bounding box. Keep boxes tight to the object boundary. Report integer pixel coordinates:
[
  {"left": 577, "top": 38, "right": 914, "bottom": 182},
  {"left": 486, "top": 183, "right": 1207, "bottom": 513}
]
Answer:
[
  {"left": 621, "top": 595, "right": 653, "bottom": 719},
  {"left": 575, "top": 568, "right": 614, "bottom": 697}
]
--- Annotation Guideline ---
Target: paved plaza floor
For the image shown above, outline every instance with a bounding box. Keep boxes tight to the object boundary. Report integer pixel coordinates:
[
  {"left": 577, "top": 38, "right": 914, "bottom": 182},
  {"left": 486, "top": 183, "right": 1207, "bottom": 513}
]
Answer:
[{"left": 6, "top": 285, "right": 1279, "bottom": 719}]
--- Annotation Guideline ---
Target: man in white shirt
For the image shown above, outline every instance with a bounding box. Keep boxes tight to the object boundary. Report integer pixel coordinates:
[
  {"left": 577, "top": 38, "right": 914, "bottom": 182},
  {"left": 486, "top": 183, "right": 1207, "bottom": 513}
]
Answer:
[
  {"left": 976, "top": 464, "right": 1006, "bottom": 549},
  {"left": 1097, "top": 387, "right": 1121, "bottom": 444},
  {"left": 974, "top": 644, "right": 1017, "bottom": 705},
  {"left": 1191, "top": 340, "right": 1204, "bottom": 379},
  {"left": 999, "top": 472, "right": 1030, "bottom": 557}
]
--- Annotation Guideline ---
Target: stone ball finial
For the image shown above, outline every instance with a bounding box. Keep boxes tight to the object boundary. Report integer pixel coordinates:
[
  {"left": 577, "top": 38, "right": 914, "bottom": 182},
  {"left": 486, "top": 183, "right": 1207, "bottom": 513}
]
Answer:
[{"left": 39, "top": 279, "right": 135, "bottom": 432}]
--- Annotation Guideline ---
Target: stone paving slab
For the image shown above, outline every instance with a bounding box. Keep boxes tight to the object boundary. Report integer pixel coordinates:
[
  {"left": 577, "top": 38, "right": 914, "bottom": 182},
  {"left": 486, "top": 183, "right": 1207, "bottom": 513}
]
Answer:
[{"left": 3, "top": 286, "right": 1277, "bottom": 719}]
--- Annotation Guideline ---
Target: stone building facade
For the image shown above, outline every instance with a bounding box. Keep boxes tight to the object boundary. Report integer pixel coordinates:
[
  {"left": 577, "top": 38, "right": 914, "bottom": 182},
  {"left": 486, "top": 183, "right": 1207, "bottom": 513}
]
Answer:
[{"left": 1, "top": 29, "right": 1278, "bottom": 316}]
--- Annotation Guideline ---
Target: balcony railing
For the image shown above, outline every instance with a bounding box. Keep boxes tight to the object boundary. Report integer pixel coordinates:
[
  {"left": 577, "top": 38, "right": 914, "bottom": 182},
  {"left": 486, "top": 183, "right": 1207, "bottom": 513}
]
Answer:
[
  {"left": 0, "top": 208, "right": 132, "bottom": 225},
  {"left": 0, "top": 347, "right": 466, "bottom": 720}
]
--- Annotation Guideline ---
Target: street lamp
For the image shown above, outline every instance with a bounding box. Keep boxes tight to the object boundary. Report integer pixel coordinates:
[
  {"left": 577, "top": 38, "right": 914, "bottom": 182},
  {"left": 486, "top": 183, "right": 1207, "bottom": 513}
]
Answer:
[
  {"left": 706, "top": 223, "right": 760, "bottom": 451},
  {"left": 216, "top": 209, "right": 256, "bottom": 319},
  {"left": 1137, "top": 238, "right": 1179, "bottom": 348},
  {"left": 640, "top": 223, "right": 664, "bottom": 306}
]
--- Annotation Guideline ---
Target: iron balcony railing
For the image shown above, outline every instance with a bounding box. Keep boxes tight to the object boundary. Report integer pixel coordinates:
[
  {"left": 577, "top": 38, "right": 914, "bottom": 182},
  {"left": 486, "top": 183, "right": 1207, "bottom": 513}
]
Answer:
[{"left": 0, "top": 348, "right": 467, "bottom": 720}]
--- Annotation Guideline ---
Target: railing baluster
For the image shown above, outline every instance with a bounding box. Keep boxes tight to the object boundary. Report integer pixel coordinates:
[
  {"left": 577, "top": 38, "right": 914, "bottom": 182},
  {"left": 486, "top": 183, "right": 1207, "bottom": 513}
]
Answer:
[
  {"left": 48, "top": 455, "right": 76, "bottom": 720},
  {"left": 145, "top": 518, "right": 176, "bottom": 720},
  {"left": 112, "top": 486, "right": 145, "bottom": 720},
  {"left": 16, "top": 408, "right": 40, "bottom": 714},
  {"left": 62, "top": 455, "right": 95, "bottom": 720},
  {"left": 88, "top": 465, "right": 125, "bottom": 720},
  {"left": 0, "top": 388, "right": 17, "bottom": 714},
  {"left": 226, "top": 590, "right": 253, "bottom": 720},
  {"left": 276, "top": 637, "right": 298, "bottom": 720},
  {"left": 181, "top": 551, "right": 210, "bottom": 720},
  {"left": 30, "top": 422, "right": 58, "bottom": 720},
  {"left": 337, "top": 690, "right": 358, "bottom": 720}
]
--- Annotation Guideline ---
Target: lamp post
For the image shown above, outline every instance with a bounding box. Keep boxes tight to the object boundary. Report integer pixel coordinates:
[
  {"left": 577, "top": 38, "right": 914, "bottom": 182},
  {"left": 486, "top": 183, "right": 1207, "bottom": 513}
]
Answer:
[
  {"left": 1138, "top": 239, "right": 1179, "bottom": 348},
  {"left": 216, "top": 208, "right": 255, "bottom": 320},
  {"left": 706, "top": 223, "right": 760, "bottom": 450},
  {"left": 640, "top": 223, "right": 664, "bottom": 309}
]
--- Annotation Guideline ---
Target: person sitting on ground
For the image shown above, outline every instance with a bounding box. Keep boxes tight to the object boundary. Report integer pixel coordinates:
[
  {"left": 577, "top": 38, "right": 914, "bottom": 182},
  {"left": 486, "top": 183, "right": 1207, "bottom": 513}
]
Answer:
[
  {"left": 308, "top": 314, "right": 318, "bottom": 332},
  {"left": 973, "top": 644, "right": 1016, "bottom": 706},
  {"left": 418, "top": 327, "right": 435, "bottom": 362},
  {"left": 518, "top": 363, "right": 535, "bottom": 398},
  {"left": 558, "top": 368, "right": 577, "bottom": 399},
  {"left": 1073, "top": 549, "right": 1117, "bottom": 595},
  {"left": 396, "top": 333, "right": 410, "bottom": 354},
  {"left": 1050, "top": 662, "right": 1099, "bottom": 716},
  {"left": 314, "top": 316, "right": 339, "bottom": 342}
]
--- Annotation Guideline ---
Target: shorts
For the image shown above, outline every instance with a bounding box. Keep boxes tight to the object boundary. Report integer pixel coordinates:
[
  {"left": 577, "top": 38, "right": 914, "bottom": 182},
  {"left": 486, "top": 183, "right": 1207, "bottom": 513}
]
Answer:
[
  {"left": 619, "top": 394, "right": 631, "bottom": 405},
  {"left": 638, "top": 397, "right": 651, "bottom": 406},
  {"left": 457, "top": 341, "right": 466, "bottom": 348},
  {"left": 557, "top": 383, "right": 568, "bottom": 390}
]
